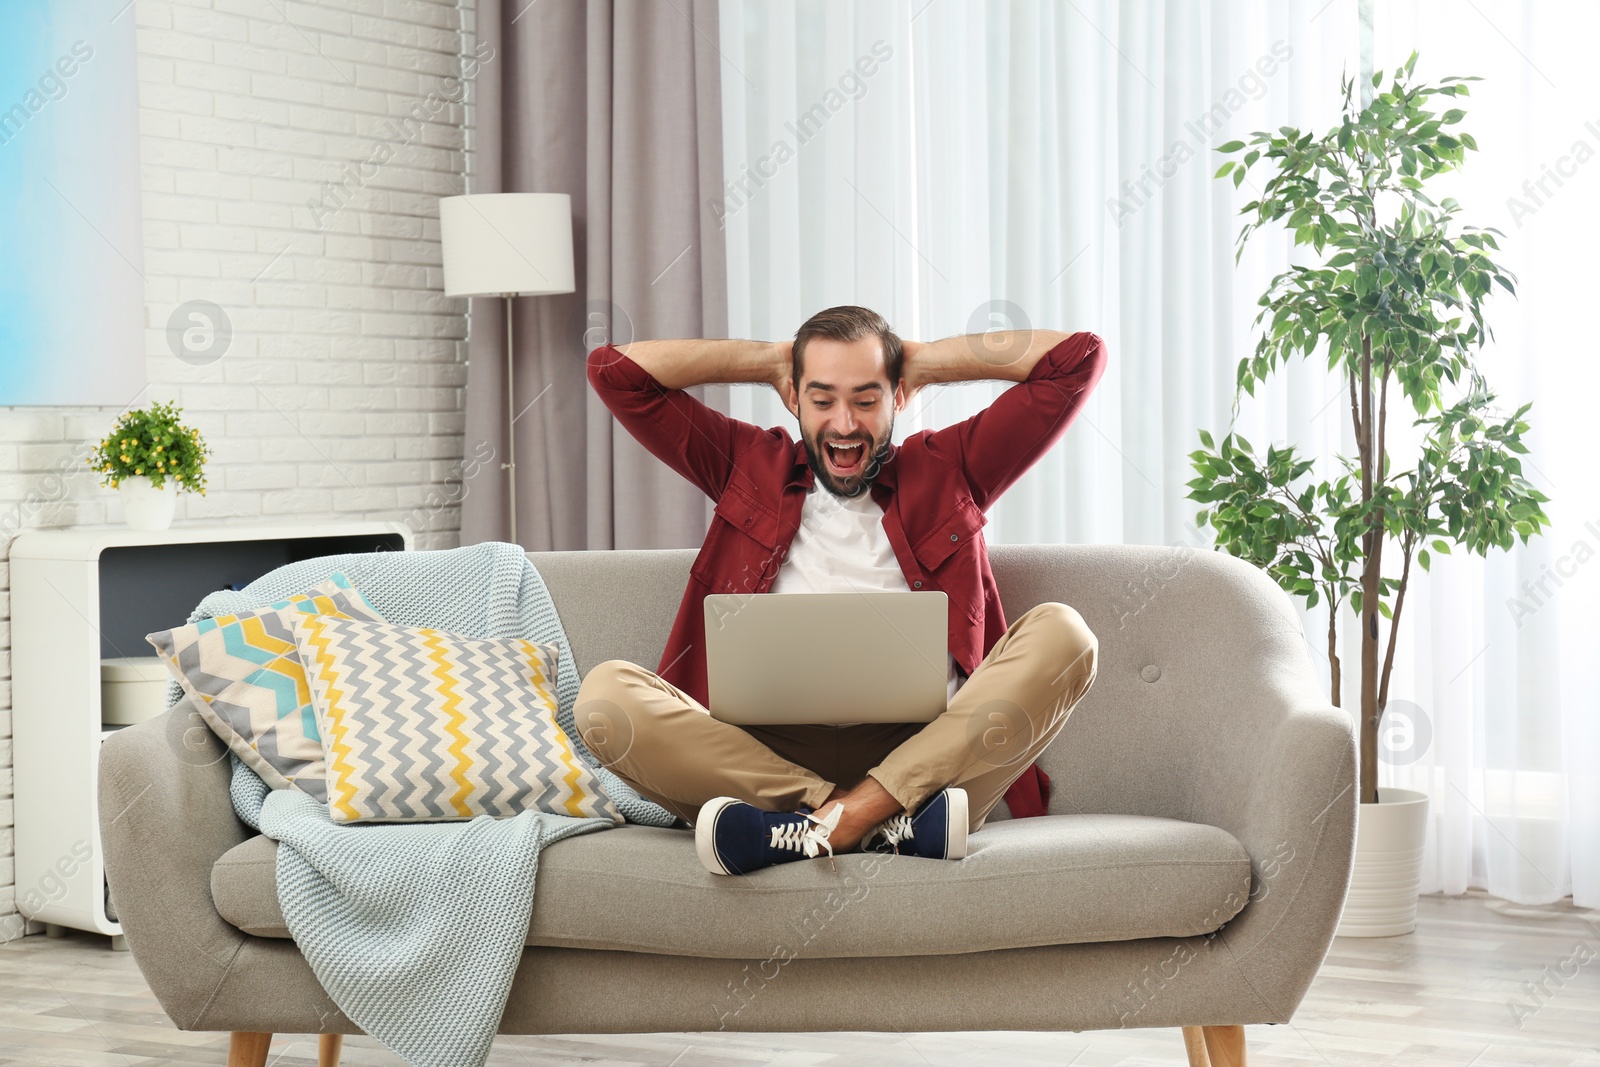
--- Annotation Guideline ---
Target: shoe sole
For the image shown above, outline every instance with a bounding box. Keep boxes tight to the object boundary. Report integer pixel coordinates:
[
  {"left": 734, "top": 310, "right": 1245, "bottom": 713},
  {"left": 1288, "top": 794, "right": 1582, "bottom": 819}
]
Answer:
[
  {"left": 945, "top": 788, "right": 970, "bottom": 860},
  {"left": 694, "top": 796, "right": 742, "bottom": 876}
]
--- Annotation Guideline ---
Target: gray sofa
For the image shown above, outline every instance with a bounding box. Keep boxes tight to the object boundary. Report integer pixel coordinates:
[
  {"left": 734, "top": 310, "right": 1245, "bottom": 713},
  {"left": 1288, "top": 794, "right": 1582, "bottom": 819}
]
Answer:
[{"left": 99, "top": 544, "right": 1357, "bottom": 1067}]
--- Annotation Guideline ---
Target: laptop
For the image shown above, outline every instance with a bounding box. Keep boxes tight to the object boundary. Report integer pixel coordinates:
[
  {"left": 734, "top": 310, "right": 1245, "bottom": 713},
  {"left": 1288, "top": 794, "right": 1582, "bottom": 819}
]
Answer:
[{"left": 703, "top": 590, "right": 950, "bottom": 725}]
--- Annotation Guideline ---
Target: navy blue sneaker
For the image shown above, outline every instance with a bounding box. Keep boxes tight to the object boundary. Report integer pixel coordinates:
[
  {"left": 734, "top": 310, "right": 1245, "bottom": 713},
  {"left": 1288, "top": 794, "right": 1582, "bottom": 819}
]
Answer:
[
  {"left": 863, "top": 787, "right": 969, "bottom": 859},
  {"left": 695, "top": 797, "right": 844, "bottom": 876}
]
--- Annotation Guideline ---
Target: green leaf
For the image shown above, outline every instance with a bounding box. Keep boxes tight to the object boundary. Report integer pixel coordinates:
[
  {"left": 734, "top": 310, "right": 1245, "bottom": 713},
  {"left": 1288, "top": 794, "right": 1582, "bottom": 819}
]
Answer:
[
  {"left": 1356, "top": 264, "right": 1377, "bottom": 298},
  {"left": 1215, "top": 161, "right": 1236, "bottom": 179},
  {"left": 1217, "top": 140, "right": 1247, "bottom": 153}
]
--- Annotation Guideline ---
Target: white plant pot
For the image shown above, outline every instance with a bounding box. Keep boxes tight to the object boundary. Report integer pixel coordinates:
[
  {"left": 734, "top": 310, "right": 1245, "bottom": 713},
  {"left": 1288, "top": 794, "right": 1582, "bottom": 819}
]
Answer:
[
  {"left": 1336, "top": 786, "right": 1429, "bottom": 937},
  {"left": 119, "top": 475, "right": 178, "bottom": 531}
]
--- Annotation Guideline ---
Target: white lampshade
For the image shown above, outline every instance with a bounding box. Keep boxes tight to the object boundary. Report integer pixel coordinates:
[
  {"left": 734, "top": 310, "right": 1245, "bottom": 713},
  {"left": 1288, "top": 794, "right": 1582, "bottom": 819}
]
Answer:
[{"left": 439, "top": 193, "right": 575, "bottom": 297}]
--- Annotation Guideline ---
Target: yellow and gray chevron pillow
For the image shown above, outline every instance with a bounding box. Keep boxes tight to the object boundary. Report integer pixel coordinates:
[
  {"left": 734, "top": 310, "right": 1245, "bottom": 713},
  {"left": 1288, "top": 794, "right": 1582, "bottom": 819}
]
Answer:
[
  {"left": 146, "top": 573, "right": 387, "bottom": 801},
  {"left": 291, "top": 613, "right": 622, "bottom": 825}
]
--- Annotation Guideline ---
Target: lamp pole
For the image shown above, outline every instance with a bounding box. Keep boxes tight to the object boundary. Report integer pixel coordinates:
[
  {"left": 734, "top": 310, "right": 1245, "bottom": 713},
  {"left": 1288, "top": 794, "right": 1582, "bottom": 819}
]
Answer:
[{"left": 503, "top": 292, "right": 517, "bottom": 546}]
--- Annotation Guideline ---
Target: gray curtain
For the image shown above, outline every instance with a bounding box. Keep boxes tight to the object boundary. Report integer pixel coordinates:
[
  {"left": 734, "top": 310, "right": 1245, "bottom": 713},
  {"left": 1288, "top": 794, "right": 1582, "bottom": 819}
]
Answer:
[{"left": 460, "top": 0, "right": 729, "bottom": 550}]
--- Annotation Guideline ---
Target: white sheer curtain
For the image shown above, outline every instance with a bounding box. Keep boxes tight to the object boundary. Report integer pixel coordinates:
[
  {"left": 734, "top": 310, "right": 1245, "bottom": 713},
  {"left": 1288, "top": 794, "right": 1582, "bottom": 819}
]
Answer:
[
  {"left": 716, "top": 0, "right": 1356, "bottom": 546},
  {"left": 1363, "top": 3, "right": 1600, "bottom": 907},
  {"left": 716, "top": 0, "right": 1598, "bottom": 907}
]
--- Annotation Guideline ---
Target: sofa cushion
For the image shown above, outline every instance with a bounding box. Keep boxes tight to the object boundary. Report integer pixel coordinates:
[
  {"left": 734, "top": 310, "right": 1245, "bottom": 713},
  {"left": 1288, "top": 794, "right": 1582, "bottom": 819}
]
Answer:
[
  {"left": 213, "top": 813, "right": 1252, "bottom": 958},
  {"left": 290, "top": 614, "right": 621, "bottom": 825},
  {"left": 146, "top": 573, "right": 387, "bottom": 803}
]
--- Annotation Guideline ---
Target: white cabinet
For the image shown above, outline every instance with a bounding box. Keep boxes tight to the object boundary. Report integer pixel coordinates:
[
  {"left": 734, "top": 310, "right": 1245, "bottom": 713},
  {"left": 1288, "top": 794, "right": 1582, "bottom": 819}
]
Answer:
[{"left": 10, "top": 522, "right": 409, "bottom": 946}]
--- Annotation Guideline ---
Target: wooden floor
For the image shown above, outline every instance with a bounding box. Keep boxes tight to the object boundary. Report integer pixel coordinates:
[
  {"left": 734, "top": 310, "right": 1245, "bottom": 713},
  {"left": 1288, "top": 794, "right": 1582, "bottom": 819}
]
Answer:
[{"left": 1, "top": 891, "right": 1597, "bottom": 1066}]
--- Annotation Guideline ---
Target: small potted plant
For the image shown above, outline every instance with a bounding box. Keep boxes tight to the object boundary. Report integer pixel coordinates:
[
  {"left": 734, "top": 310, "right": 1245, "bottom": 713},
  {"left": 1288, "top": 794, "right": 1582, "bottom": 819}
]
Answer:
[
  {"left": 1188, "top": 54, "right": 1551, "bottom": 935},
  {"left": 88, "top": 401, "right": 211, "bottom": 531}
]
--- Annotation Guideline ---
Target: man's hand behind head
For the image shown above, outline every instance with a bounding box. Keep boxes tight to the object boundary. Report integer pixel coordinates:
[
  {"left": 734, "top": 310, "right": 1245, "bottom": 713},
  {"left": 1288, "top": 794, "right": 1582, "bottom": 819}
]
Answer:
[
  {"left": 899, "top": 338, "right": 925, "bottom": 408},
  {"left": 773, "top": 339, "right": 796, "bottom": 411}
]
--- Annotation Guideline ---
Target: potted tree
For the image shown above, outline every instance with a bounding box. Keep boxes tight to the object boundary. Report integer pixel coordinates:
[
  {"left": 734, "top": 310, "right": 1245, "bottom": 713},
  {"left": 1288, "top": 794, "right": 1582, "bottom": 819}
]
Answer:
[
  {"left": 1187, "top": 53, "right": 1551, "bottom": 936},
  {"left": 88, "top": 400, "right": 211, "bottom": 531}
]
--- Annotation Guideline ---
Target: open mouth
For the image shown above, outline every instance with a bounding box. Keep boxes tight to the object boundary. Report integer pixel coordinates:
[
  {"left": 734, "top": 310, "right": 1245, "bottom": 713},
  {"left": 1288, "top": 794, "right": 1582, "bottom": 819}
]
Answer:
[{"left": 823, "top": 437, "right": 867, "bottom": 475}]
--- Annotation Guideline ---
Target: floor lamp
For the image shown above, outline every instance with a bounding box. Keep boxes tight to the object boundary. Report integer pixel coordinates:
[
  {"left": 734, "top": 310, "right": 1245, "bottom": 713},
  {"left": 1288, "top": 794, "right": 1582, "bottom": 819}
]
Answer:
[{"left": 439, "top": 193, "right": 575, "bottom": 546}]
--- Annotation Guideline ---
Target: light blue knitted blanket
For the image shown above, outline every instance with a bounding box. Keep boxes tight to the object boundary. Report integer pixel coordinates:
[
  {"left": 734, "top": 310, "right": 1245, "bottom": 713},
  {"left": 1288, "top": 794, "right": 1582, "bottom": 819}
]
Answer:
[{"left": 163, "top": 541, "right": 677, "bottom": 1067}]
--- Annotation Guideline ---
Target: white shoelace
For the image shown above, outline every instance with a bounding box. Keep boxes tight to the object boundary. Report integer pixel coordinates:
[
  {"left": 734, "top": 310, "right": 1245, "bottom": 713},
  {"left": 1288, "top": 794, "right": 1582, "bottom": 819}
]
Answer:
[
  {"left": 873, "top": 812, "right": 915, "bottom": 852},
  {"left": 769, "top": 804, "right": 844, "bottom": 862}
]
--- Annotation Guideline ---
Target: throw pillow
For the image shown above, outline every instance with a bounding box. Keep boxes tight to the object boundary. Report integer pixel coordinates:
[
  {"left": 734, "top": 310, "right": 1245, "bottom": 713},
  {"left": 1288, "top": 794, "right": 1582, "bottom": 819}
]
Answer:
[
  {"left": 291, "top": 613, "right": 623, "bottom": 825},
  {"left": 146, "top": 573, "right": 387, "bottom": 801}
]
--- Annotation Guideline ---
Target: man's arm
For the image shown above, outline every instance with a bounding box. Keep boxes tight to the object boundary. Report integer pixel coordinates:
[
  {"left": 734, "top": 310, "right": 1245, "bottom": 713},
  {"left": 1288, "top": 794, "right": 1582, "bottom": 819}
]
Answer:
[
  {"left": 586, "top": 338, "right": 787, "bottom": 501},
  {"left": 618, "top": 338, "right": 790, "bottom": 391},
  {"left": 900, "top": 329, "right": 1075, "bottom": 400},
  {"left": 911, "top": 330, "right": 1109, "bottom": 512}
]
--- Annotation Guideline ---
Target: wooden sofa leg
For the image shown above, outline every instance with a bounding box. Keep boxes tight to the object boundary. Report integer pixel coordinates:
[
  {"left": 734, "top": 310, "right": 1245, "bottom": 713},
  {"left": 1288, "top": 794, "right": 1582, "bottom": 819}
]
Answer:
[
  {"left": 1177, "top": 1023, "right": 1209, "bottom": 1067},
  {"left": 227, "top": 1032, "right": 273, "bottom": 1067},
  {"left": 319, "top": 1032, "right": 344, "bottom": 1066},
  {"left": 1203, "top": 1025, "right": 1247, "bottom": 1067}
]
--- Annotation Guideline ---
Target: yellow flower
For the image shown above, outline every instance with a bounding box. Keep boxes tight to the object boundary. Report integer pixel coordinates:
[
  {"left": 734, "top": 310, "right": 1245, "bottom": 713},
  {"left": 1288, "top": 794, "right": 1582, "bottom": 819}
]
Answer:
[{"left": 135, "top": 468, "right": 143, "bottom": 475}]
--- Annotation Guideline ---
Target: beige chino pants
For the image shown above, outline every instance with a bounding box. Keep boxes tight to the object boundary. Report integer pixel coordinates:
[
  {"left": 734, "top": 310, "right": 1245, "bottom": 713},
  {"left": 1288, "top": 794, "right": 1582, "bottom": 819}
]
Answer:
[{"left": 574, "top": 602, "right": 1099, "bottom": 833}]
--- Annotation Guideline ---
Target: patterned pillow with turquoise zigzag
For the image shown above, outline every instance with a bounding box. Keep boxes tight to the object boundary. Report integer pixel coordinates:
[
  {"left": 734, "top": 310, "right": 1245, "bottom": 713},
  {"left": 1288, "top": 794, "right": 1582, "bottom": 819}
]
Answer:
[{"left": 146, "top": 572, "right": 386, "bottom": 802}]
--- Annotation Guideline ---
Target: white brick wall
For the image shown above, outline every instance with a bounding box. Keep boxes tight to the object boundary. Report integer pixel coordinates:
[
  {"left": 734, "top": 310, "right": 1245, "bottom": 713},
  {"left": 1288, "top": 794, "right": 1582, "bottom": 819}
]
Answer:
[{"left": 0, "top": 0, "right": 479, "bottom": 940}]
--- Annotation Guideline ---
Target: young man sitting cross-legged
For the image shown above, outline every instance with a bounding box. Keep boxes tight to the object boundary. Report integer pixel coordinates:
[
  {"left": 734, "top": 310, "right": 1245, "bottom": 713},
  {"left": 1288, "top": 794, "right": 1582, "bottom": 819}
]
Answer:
[{"left": 576, "top": 306, "right": 1107, "bottom": 875}]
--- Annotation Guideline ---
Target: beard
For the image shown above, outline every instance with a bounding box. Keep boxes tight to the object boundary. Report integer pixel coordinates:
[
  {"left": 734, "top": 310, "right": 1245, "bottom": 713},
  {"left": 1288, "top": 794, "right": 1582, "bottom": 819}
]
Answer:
[{"left": 803, "top": 415, "right": 895, "bottom": 499}]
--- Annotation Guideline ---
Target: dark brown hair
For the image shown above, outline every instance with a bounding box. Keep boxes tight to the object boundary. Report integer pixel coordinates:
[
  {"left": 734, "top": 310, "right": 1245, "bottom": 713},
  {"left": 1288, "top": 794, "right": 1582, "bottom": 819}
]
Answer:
[{"left": 792, "top": 305, "right": 903, "bottom": 391}]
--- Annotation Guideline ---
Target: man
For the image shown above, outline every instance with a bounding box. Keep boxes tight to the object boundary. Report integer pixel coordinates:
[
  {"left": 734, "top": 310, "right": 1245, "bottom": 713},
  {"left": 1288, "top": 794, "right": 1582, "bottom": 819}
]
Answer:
[{"left": 577, "top": 305, "right": 1106, "bottom": 875}]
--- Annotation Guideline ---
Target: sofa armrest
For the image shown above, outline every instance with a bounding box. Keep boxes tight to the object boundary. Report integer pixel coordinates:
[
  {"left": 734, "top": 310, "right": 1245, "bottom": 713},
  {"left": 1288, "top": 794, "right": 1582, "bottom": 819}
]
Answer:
[
  {"left": 1183, "top": 625, "right": 1358, "bottom": 1019},
  {"left": 99, "top": 697, "right": 254, "bottom": 1030},
  {"left": 999, "top": 543, "right": 1361, "bottom": 1023}
]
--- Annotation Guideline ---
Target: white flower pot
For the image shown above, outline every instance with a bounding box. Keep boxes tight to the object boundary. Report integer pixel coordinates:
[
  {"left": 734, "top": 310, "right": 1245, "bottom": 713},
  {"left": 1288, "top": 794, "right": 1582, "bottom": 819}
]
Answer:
[
  {"left": 119, "top": 475, "right": 178, "bottom": 531},
  {"left": 1336, "top": 786, "right": 1430, "bottom": 937}
]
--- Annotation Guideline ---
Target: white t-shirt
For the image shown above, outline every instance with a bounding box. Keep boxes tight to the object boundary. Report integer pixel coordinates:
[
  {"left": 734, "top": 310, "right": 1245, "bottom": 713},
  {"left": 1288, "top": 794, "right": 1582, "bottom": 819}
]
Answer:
[{"left": 768, "top": 480, "right": 963, "bottom": 704}]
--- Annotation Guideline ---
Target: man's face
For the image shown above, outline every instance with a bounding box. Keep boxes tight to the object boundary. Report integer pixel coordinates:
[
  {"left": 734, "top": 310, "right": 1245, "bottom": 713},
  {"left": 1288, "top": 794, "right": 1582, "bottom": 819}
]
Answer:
[{"left": 786, "top": 335, "right": 904, "bottom": 498}]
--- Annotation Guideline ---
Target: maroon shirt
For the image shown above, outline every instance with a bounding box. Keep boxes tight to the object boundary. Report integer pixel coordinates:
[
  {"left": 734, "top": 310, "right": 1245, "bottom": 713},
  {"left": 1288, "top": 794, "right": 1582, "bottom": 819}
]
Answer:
[{"left": 586, "top": 332, "right": 1108, "bottom": 814}]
